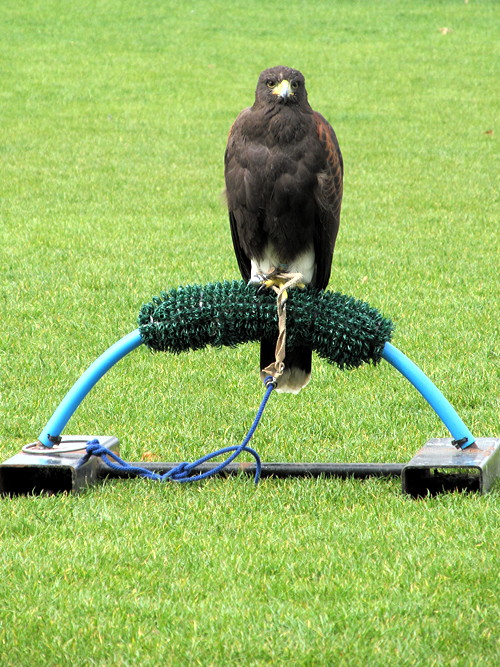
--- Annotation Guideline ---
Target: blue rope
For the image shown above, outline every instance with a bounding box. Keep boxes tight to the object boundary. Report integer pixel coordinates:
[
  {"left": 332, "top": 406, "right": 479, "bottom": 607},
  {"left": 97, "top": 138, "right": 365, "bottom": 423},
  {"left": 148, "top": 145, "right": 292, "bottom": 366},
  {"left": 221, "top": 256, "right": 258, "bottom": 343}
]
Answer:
[{"left": 80, "top": 378, "right": 276, "bottom": 485}]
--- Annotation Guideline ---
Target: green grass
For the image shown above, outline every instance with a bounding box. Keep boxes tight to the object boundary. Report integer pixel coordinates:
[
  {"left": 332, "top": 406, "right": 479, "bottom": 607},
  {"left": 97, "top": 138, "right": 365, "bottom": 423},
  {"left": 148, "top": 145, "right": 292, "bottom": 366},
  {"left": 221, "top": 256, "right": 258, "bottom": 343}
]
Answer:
[{"left": 1, "top": 0, "right": 498, "bottom": 664}]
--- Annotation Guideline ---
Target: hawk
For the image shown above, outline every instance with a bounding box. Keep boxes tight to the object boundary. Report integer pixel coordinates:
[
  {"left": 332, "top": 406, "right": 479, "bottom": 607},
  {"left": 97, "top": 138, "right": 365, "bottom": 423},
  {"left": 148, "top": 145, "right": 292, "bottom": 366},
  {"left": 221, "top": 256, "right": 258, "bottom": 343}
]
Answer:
[{"left": 224, "top": 66, "right": 343, "bottom": 393}]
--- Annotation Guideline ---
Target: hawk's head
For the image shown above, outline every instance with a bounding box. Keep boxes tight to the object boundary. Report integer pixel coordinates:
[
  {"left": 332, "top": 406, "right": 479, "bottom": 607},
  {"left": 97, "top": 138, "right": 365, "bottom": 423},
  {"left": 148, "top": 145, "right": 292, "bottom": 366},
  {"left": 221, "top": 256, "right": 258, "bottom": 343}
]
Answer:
[{"left": 255, "top": 66, "right": 308, "bottom": 106}]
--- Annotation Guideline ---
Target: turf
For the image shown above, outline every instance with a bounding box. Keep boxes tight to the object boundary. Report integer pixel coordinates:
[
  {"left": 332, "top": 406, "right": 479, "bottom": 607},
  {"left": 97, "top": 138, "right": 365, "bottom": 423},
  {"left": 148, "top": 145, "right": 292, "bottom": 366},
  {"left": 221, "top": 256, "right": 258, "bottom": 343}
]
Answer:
[{"left": 1, "top": 0, "right": 498, "bottom": 664}]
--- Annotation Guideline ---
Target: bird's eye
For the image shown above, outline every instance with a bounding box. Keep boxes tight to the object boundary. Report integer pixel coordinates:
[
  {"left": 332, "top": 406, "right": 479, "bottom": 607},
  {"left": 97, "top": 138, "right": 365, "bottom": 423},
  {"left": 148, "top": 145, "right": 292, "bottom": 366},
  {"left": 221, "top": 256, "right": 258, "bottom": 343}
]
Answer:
[
  {"left": 266, "top": 80, "right": 276, "bottom": 89},
  {"left": 291, "top": 81, "right": 299, "bottom": 90}
]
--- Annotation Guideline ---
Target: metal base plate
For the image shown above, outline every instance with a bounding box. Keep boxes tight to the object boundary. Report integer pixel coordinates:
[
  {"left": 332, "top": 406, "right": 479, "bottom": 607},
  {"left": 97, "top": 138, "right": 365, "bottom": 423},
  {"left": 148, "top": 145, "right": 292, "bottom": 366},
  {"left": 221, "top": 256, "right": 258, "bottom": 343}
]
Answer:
[
  {"left": 2, "top": 435, "right": 498, "bottom": 497},
  {"left": 402, "top": 438, "right": 499, "bottom": 497},
  {"left": 0, "top": 435, "right": 119, "bottom": 495}
]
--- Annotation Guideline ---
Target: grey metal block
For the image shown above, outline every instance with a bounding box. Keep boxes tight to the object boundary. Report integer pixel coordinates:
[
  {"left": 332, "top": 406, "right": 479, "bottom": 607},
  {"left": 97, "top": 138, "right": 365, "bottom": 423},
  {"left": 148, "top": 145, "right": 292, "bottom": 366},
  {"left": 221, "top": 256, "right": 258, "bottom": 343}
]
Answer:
[
  {"left": 0, "top": 435, "right": 119, "bottom": 495},
  {"left": 402, "top": 438, "right": 499, "bottom": 497}
]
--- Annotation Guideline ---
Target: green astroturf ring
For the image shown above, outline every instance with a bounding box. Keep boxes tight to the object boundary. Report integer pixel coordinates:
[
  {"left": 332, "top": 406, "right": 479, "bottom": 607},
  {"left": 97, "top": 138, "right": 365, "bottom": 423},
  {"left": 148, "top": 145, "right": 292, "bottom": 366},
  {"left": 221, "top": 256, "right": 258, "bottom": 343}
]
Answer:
[{"left": 137, "top": 280, "right": 394, "bottom": 370}]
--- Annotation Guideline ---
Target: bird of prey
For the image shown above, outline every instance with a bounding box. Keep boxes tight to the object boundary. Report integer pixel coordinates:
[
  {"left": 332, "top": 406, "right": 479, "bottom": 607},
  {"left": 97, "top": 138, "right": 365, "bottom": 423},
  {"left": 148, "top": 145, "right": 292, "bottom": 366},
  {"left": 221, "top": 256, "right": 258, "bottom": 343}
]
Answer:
[{"left": 224, "top": 66, "right": 343, "bottom": 393}]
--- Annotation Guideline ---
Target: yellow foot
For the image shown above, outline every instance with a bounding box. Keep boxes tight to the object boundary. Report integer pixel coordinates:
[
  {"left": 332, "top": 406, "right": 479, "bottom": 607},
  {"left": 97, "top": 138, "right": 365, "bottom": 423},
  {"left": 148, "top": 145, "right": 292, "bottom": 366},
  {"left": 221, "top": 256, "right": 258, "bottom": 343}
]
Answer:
[
  {"left": 262, "top": 277, "right": 305, "bottom": 289},
  {"left": 263, "top": 277, "right": 287, "bottom": 289},
  {"left": 258, "top": 270, "right": 306, "bottom": 297}
]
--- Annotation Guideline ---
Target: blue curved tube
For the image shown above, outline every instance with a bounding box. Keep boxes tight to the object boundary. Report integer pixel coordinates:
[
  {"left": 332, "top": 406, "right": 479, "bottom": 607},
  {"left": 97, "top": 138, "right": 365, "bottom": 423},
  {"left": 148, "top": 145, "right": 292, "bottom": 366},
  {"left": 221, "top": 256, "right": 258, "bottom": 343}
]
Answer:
[
  {"left": 381, "top": 342, "right": 475, "bottom": 449},
  {"left": 37, "top": 331, "right": 474, "bottom": 451},
  {"left": 38, "top": 330, "right": 143, "bottom": 447}
]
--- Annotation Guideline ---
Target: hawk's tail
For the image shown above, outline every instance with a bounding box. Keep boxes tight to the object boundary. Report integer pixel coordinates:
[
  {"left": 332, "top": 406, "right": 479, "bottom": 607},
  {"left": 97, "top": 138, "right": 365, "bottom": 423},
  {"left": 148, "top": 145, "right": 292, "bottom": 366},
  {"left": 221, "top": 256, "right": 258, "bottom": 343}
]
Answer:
[{"left": 260, "top": 337, "right": 312, "bottom": 394}]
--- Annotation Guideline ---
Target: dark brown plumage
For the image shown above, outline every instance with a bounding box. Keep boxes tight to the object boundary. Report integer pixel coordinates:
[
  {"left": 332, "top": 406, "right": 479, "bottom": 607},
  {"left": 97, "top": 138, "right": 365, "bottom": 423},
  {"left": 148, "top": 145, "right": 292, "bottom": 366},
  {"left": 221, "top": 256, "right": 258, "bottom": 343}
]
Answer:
[{"left": 224, "top": 66, "right": 343, "bottom": 392}]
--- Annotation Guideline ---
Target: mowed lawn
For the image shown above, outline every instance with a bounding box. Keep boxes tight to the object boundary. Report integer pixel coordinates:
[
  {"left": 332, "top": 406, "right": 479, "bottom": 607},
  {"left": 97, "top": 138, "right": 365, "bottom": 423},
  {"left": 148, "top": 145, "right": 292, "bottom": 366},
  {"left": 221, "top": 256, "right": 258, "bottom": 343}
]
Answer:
[{"left": 0, "top": 1, "right": 498, "bottom": 665}]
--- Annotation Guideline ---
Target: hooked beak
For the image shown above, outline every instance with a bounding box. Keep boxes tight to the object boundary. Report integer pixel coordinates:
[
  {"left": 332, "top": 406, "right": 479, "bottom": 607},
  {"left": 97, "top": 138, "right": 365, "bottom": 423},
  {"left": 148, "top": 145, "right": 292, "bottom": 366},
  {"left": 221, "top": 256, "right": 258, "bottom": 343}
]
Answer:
[{"left": 272, "top": 79, "right": 293, "bottom": 99}]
